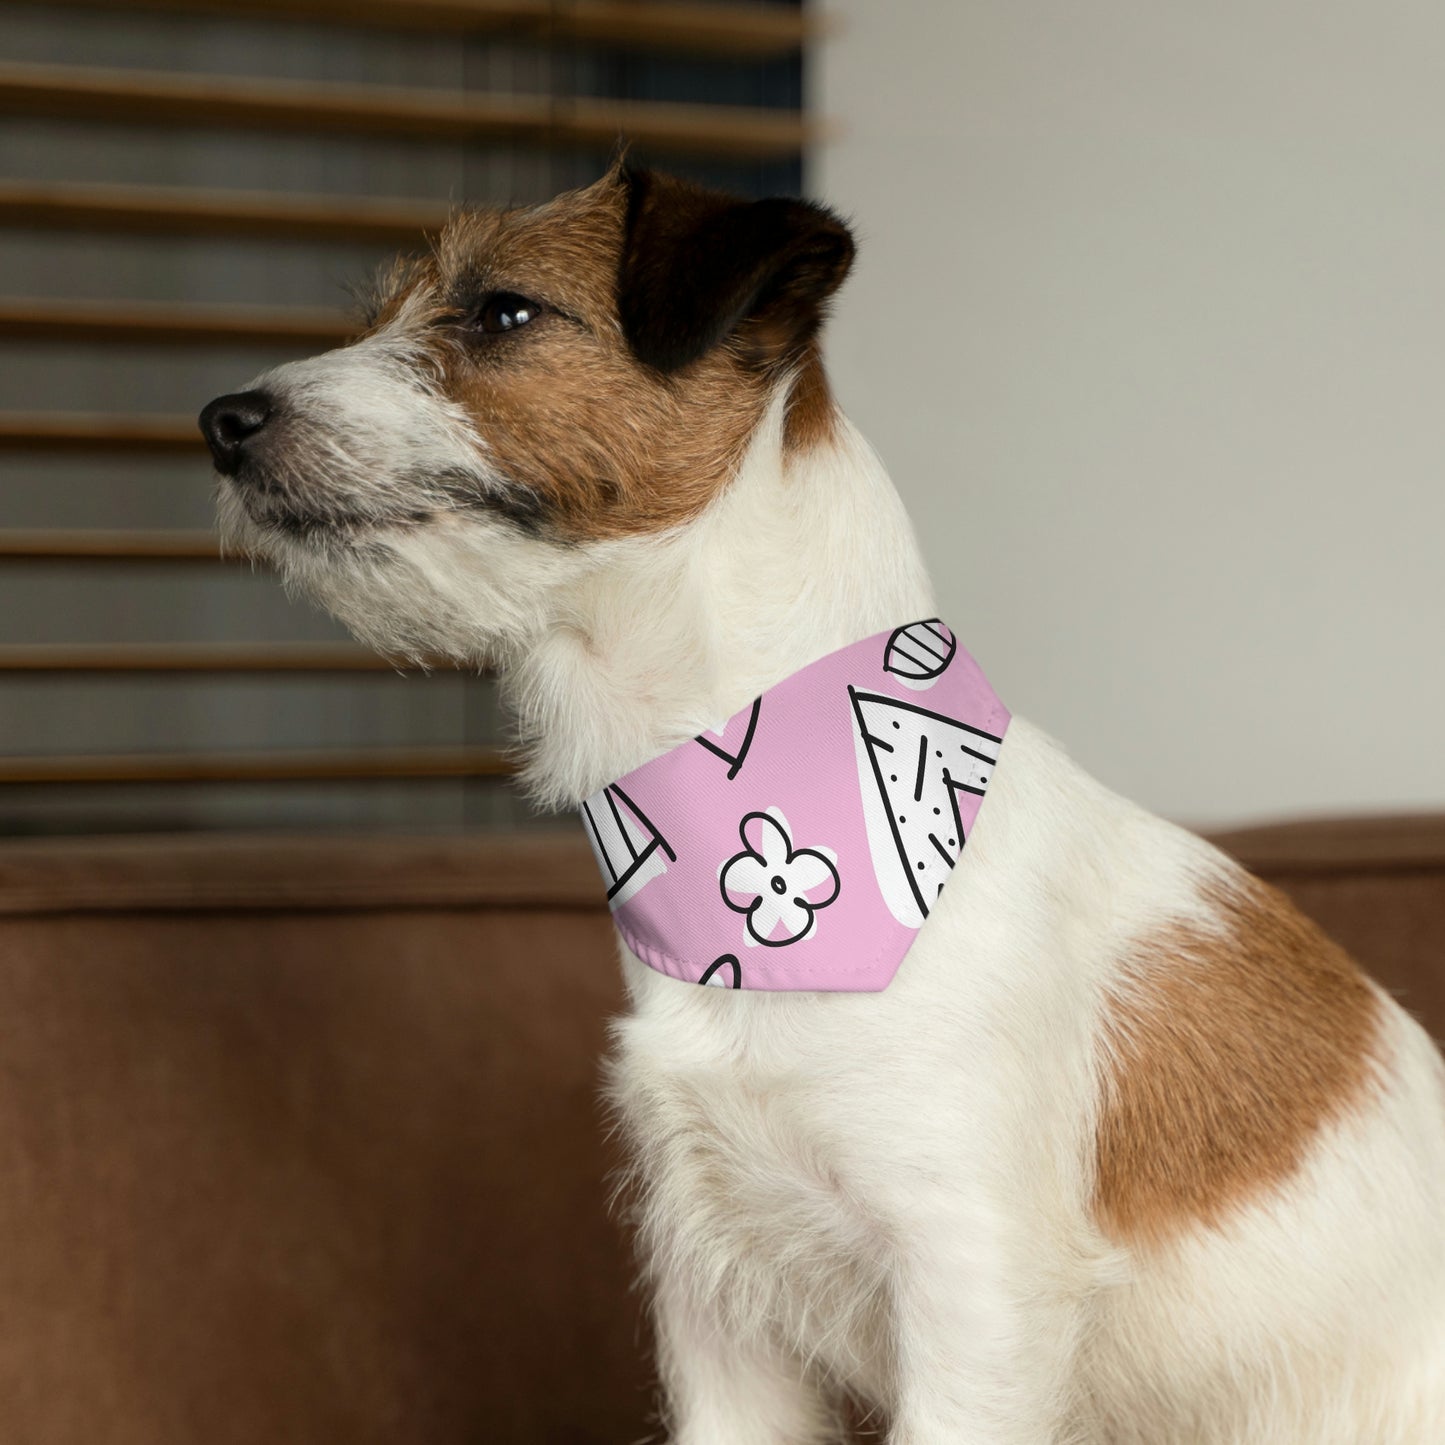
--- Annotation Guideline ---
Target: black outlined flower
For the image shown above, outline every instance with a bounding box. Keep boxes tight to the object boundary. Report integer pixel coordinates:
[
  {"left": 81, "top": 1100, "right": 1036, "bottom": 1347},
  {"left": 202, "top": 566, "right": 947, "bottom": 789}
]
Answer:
[{"left": 719, "top": 808, "right": 840, "bottom": 948}]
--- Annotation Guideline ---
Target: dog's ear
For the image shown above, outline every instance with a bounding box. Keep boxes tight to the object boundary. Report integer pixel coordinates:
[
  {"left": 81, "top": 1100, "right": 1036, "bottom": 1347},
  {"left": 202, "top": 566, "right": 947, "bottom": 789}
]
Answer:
[{"left": 618, "top": 167, "right": 855, "bottom": 375}]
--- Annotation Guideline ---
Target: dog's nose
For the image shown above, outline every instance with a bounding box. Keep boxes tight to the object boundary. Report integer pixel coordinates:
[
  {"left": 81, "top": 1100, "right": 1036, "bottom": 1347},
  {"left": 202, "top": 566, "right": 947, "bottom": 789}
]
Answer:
[{"left": 199, "top": 390, "right": 273, "bottom": 475}]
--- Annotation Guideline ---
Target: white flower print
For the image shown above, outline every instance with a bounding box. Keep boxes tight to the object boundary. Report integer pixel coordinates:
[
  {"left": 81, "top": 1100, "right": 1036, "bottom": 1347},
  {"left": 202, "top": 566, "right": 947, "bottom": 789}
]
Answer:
[{"left": 719, "top": 807, "right": 841, "bottom": 949}]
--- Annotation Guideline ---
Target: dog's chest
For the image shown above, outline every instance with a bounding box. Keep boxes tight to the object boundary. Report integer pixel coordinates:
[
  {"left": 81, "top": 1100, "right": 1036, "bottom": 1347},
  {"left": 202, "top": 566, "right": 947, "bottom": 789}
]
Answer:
[{"left": 611, "top": 989, "right": 893, "bottom": 1385}]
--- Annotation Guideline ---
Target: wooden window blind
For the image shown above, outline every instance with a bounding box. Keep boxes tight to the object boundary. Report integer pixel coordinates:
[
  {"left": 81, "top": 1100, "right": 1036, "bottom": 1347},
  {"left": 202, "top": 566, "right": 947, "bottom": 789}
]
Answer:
[{"left": 0, "top": 0, "right": 815, "bottom": 836}]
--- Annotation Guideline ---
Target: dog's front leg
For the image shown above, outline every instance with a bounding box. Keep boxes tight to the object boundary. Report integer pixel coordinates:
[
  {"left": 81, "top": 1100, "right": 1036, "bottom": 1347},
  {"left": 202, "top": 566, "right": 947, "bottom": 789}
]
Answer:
[
  {"left": 654, "top": 1274, "right": 841, "bottom": 1445},
  {"left": 884, "top": 1218, "right": 1086, "bottom": 1445}
]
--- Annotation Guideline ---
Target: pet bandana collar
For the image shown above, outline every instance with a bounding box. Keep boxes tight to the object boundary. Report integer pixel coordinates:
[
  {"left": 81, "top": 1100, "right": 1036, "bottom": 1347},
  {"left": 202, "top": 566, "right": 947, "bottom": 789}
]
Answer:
[{"left": 580, "top": 621, "right": 1010, "bottom": 992}]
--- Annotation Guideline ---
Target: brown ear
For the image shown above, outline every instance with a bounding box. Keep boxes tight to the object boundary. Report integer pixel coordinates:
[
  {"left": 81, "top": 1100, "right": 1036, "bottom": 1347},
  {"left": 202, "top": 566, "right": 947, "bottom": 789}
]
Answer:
[{"left": 617, "top": 167, "right": 855, "bottom": 375}]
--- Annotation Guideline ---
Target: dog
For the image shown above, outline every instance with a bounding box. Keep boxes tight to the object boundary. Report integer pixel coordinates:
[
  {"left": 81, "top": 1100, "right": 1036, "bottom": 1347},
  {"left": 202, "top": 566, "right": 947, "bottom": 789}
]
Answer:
[{"left": 200, "top": 164, "right": 1445, "bottom": 1443}]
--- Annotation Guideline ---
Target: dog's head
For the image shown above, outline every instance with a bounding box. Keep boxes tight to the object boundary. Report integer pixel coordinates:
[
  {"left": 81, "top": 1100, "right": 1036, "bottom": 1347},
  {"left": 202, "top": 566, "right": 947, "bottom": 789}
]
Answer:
[{"left": 199, "top": 166, "right": 854, "bottom": 663}]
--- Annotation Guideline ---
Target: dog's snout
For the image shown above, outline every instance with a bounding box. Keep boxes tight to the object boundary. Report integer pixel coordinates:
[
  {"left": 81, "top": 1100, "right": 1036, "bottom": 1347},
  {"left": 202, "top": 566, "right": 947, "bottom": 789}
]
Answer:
[{"left": 199, "top": 390, "right": 273, "bottom": 475}]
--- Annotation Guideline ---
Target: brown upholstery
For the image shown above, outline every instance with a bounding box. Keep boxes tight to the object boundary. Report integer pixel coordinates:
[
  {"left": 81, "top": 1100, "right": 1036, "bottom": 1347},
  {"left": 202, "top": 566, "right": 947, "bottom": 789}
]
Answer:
[
  {"left": 0, "top": 833, "right": 647, "bottom": 1445},
  {"left": 0, "top": 818, "right": 1440, "bottom": 1443}
]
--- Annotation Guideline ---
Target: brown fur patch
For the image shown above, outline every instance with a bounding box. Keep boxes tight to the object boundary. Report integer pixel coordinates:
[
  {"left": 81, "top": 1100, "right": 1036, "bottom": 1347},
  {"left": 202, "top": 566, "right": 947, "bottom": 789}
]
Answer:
[
  {"left": 371, "top": 175, "right": 770, "bottom": 541},
  {"left": 364, "top": 171, "right": 845, "bottom": 541},
  {"left": 783, "top": 341, "right": 840, "bottom": 453},
  {"left": 1094, "top": 873, "right": 1382, "bottom": 1247}
]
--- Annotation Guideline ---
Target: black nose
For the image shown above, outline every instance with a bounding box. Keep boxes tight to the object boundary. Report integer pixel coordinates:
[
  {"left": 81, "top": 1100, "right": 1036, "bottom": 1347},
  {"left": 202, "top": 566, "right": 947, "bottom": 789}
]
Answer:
[{"left": 199, "top": 390, "right": 272, "bottom": 475}]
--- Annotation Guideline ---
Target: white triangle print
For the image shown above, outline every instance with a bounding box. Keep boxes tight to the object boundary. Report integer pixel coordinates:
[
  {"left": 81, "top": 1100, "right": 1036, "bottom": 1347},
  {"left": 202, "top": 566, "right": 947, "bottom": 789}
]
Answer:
[
  {"left": 849, "top": 687, "right": 1002, "bottom": 928},
  {"left": 581, "top": 784, "right": 675, "bottom": 908}
]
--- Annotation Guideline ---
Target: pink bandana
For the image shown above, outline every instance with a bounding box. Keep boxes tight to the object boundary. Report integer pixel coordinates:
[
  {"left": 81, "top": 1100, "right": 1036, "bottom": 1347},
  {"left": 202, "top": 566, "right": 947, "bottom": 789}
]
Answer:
[{"left": 581, "top": 622, "right": 1009, "bottom": 991}]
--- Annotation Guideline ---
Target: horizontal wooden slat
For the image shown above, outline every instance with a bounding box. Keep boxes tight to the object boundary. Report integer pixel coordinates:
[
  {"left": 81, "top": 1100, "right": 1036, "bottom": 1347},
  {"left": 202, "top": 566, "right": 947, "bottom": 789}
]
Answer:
[
  {"left": 0, "top": 530, "right": 227, "bottom": 561},
  {"left": 23, "top": 0, "right": 815, "bottom": 59},
  {"left": 0, "top": 297, "right": 353, "bottom": 348},
  {"left": 1210, "top": 813, "right": 1445, "bottom": 875},
  {"left": 0, "top": 412, "right": 201, "bottom": 452},
  {"left": 0, "top": 643, "right": 421, "bottom": 673},
  {"left": 0, "top": 62, "right": 816, "bottom": 161},
  {"left": 0, "top": 746, "right": 512, "bottom": 784},
  {"left": 0, "top": 180, "right": 449, "bottom": 245},
  {"left": 0, "top": 830, "right": 601, "bottom": 916}
]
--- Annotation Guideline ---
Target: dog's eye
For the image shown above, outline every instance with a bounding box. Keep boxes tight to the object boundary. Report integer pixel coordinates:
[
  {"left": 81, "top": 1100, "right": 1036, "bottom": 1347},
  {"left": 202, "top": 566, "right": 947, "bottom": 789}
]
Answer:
[{"left": 473, "top": 292, "right": 542, "bottom": 335}]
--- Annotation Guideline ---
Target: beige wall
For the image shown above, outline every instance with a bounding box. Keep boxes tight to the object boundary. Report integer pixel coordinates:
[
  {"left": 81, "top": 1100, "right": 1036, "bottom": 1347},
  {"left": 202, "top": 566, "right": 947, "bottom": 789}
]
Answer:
[{"left": 813, "top": 1, "right": 1445, "bottom": 827}]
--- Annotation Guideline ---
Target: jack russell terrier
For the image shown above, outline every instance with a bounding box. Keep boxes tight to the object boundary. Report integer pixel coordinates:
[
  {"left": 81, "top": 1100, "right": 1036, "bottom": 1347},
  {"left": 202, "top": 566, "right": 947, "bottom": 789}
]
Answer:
[{"left": 200, "top": 164, "right": 1445, "bottom": 1444}]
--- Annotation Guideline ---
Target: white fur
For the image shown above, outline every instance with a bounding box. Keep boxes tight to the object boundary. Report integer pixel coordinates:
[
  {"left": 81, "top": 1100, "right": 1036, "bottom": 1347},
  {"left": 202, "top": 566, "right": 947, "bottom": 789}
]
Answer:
[{"left": 222, "top": 353, "right": 1445, "bottom": 1442}]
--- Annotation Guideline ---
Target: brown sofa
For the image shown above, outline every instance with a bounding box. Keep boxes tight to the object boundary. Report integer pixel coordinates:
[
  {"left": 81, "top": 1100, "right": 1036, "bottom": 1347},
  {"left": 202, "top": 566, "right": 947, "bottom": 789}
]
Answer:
[{"left": 0, "top": 818, "right": 1439, "bottom": 1444}]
